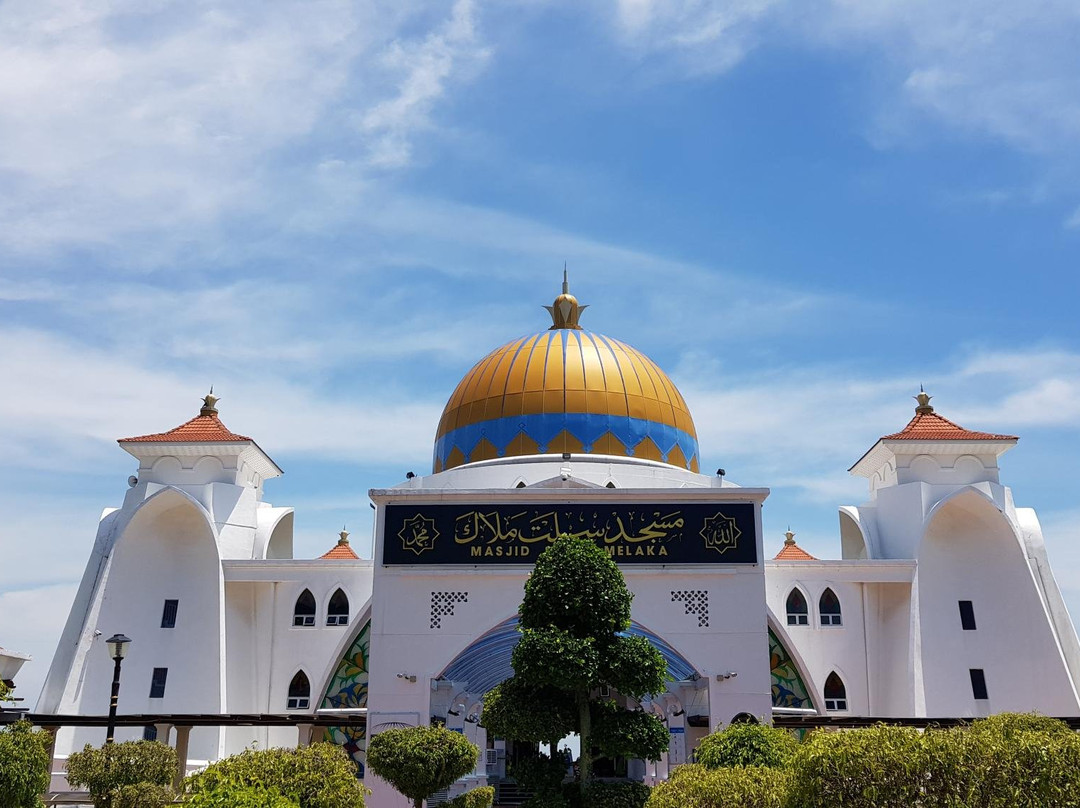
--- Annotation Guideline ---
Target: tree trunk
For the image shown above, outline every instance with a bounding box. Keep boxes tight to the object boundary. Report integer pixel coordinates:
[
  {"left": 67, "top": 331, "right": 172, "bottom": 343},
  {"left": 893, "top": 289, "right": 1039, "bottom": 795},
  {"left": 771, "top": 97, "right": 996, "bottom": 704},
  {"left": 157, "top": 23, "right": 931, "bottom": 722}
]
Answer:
[
  {"left": 415, "top": 798, "right": 424, "bottom": 808},
  {"left": 577, "top": 691, "right": 592, "bottom": 784}
]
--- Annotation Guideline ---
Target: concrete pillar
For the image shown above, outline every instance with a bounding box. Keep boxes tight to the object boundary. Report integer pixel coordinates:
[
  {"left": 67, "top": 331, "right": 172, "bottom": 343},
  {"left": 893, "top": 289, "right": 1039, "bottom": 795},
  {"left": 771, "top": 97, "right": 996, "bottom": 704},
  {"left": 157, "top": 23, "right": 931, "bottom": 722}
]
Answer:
[
  {"left": 173, "top": 726, "right": 192, "bottom": 791},
  {"left": 40, "top": 726, "right": 59, "bottom": 798},
  {"left": 154, "top": 723, "right": 173, "bottom": 746},
  {"left": 296, "top": 724, "right": 315, "bottom": 748}
]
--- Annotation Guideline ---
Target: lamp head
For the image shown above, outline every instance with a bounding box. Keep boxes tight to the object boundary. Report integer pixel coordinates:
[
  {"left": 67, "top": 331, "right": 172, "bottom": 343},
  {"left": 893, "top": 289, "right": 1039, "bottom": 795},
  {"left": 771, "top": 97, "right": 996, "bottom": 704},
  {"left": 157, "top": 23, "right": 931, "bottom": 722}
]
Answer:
[{"left": 105, "top": 634, "right": 131, "bottom": 661}]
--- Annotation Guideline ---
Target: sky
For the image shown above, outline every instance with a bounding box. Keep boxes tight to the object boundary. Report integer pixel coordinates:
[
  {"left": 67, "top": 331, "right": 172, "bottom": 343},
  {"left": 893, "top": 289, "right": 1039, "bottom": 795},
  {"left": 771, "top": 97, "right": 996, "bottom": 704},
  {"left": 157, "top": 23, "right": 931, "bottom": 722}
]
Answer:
[{"left": 2, "top": 0, "right": 1080, "bottom": 706}]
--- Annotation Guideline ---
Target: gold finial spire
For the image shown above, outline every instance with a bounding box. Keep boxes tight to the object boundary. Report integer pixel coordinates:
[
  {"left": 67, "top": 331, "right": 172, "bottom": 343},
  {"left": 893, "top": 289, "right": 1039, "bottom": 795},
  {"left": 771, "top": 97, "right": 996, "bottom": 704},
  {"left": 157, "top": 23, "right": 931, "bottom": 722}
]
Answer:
[
  {"left": 338, "top": 527, "right": 350, "bottom": 546},
  {"left": 914, "top": 385, "right": 933, "bottom": 415},
  {"left": 544, "top": 267, "right": 588, "bottom": 330},
  {"left": 784, "top": 529, "right": 796, "bottom": 547},
  {"left": 200, "top": 387, "right": 219, "bottom": 417}
]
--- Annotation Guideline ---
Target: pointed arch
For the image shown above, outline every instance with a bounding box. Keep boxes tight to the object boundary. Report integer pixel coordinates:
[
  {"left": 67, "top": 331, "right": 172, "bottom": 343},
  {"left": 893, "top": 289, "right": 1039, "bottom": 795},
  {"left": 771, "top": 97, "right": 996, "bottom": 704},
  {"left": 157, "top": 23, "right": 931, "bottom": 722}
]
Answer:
[
  {"left": 766, "top": 616, "right": 819, "bottom": 712},
  {"left": 293, "top": 589, "right": 316, "bottom": 627},
  {"left": 819, "top": 588, "right": 842, "bottom": 626},
  {"left": 319, "top": 617, "right": 372, "bottom": 775},
  {"left": 785, "top": 587, "right": 809, "bottom": 626},
  {"left": 287, "top": 670, "right": 311, "bottom": 710},
  {"left": 327, "top": 588, "right": 350, "bottom": 626},
  {"left": 823, "top": 671, "right": 847, "bottom": 711}
]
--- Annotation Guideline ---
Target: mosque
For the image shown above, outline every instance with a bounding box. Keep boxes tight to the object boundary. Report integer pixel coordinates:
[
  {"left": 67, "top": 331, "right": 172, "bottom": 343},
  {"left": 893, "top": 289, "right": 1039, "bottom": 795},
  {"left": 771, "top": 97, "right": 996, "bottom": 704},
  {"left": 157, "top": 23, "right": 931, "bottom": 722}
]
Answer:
[{"left": 36, "top": 278, "right": 1080, "bottom": 805}]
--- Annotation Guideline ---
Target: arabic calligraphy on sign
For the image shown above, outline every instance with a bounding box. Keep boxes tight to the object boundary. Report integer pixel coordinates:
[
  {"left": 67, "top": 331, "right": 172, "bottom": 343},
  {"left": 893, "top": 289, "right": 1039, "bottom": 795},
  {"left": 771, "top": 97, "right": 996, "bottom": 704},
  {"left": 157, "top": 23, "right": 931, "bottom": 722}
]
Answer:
[
  {"left": 700, "top": 513, "right": 741, "bottom": 555},
  {"left": 453, "top": 509, "right": 686, "bottom": 548},
  {"left": 398, "top": 513, "right": 439, "bottom": 556}
]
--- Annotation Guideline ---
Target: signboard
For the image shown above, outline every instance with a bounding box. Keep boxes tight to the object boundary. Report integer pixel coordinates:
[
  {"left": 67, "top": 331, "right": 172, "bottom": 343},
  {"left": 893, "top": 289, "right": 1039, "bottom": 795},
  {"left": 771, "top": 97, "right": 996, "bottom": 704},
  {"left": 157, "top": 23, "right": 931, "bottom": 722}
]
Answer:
[{"left": 382, "top": 502, "right": 757, "bottom": 565}]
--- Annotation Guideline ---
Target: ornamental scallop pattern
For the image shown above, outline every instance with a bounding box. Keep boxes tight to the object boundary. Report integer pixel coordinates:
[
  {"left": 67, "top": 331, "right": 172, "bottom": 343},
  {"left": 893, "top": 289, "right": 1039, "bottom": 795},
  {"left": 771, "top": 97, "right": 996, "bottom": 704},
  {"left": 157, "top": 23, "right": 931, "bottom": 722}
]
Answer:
[
  {"left": 430, "top": 591, "right": 468, "bottom": 629},
  {"left": 672, "top": 589, "right": 709, "bottom": 627}
]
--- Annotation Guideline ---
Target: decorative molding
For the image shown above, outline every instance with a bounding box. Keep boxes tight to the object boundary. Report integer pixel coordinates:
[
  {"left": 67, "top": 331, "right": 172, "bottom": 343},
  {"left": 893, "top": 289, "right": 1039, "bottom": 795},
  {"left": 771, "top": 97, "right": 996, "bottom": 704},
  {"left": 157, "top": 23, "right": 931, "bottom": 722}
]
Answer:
[
  {"left": 430, "top": 591, "right": 468, "bottom": 629},
  {"left": 671, "top": 589, "right": 709, "bottom": 627}
]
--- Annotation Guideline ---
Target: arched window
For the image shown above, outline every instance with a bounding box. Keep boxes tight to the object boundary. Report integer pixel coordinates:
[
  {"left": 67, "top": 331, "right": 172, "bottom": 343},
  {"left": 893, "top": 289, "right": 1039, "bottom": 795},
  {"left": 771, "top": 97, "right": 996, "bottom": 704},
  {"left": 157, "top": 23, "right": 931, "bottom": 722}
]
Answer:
[
  {"left": 824, "top": 672, "right": 847, "bottom": 711},
  {"left": 327, "top": 588, "right": 349, "bottom": 626},
  {"left": 287, "top": 671, "right": 310, "bottom": 710},
  {"left": 293, "top": 589, "right": 316, "bottom": 627},
  {"left": 819, "top": 588, "right": 842, "bottom": 626},
  {"left": 786, "top": 588, "right": 808, "bottom": 626}
]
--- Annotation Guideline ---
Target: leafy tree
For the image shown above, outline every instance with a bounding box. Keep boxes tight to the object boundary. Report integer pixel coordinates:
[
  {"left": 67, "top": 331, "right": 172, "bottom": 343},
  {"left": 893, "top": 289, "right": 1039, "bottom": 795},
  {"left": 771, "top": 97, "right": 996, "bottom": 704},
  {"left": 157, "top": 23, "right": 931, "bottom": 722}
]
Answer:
[
  {"left": 694, "top": 723, "right": 797, "bottom": 770},
  {"left": 182, "top": 743, "right": 366, "bottom": 808},
  {"left": 0, "top": 680, "right": 11, "bottom": 701},
  {"left": 0, "top": 719, "right": 52, "bottom": 808},
  {"left": 66, "top": 740, "right": 176, "bottom": 808},
  {"left": 483, "top": 535, "right": 668, "bottom": 784},
  {"left": 366, "top": 725, "right": 479, "bottom": 808}
]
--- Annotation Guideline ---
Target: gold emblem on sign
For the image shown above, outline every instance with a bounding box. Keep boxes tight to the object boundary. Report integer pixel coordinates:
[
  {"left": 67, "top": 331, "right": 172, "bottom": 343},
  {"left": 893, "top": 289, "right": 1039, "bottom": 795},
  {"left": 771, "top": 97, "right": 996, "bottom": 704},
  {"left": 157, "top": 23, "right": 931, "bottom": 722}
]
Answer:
[
  {"left": 399, "top": 513, "right": 439, "bottom": 556},
  {"left": 700, "top": 513, "right": 741, "bottom": 555}
]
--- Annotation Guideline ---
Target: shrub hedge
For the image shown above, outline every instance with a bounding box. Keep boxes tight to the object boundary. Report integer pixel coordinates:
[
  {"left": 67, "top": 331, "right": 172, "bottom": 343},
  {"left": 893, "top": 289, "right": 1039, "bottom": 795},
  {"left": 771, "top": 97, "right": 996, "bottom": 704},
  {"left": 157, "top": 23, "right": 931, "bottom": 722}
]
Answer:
[
  {"left": 647, "top": 765, "right": 790, "bottom": 808},
  {"left": 647, "top": 714, "right": 1080, "bottom": 808},
  {"left": 182, "top": 743, "right": 366, "bottom": 808},
  {"left": 695, "top": 723, "right": 797, "bottom": 770},
  {"left": 445, "top": 786, "right": 495, "bottom": 808}
]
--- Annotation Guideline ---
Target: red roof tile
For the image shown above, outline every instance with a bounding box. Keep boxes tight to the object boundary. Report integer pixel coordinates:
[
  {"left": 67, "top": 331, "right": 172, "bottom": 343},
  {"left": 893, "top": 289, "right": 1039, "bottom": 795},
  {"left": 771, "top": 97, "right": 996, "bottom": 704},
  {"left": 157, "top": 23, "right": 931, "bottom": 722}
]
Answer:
[
  {"left": 774, "top": 543, "right": 817, "bottom": 561},
  {"left": 880, "top": 410, "right": 1016, "bottom": 442},
  {"left": 120, "top": 411, "right": 252, "bottom": 443},
  {"left": 320, "top": 543, "right": 360, "bottom": 560},
  {"left": 320, "top": 531, "right": 360, "bottom": 560}
]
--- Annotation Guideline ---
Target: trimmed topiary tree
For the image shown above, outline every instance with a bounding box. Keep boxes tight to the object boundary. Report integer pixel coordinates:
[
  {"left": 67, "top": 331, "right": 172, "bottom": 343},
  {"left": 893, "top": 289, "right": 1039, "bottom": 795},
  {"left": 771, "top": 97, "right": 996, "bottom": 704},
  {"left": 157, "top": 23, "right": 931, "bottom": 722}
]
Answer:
[
  {"left": 182, "top": 743, "right": 366, "bottom": 808},
  {"left": 645, "top": 764, "right": 790, "bottom": 808},
  {"left": 482, "top": 535, "right": 668, "bottom": 784},
  {"left": 0, "top": 719, "right": 53, "bottom": 808},
  {"left": 366, "top": 724, "right": 479, "bottom": 808},
  {"left": 66, "top": 740, "right": 176, "bottom": 808},
  {"left": 694, "top": 723, "right": 797, "bottom": 770}
]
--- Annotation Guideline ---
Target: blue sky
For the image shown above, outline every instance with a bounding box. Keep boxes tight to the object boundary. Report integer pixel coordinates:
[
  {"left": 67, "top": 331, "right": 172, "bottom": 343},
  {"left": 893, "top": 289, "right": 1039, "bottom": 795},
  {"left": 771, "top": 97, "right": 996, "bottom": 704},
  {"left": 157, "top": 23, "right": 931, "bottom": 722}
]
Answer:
[{"left": 3, "top": 0, "right": 1080, "bottom": 703}]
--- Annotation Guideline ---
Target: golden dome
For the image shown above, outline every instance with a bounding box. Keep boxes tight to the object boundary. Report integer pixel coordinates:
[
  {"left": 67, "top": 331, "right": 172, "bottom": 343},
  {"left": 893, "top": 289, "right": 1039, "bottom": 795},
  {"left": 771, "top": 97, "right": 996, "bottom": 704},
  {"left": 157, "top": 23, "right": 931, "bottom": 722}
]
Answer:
[{"left": 433, "top": 279, "right": 699, "bottom": 473}]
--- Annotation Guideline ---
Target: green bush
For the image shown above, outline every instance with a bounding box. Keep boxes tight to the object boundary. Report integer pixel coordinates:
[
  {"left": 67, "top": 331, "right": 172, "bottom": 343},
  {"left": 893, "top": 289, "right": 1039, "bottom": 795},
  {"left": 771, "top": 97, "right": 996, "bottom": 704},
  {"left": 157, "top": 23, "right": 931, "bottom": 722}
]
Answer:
[
  {"left": 366, "top": 725, "right": 478, "bottom": 808},
  {"left": 695, "top": 723, "right": 796, "bottom": 770},
  {"left": 184, "top": 783, "right": 300, "bottom": 808},
  {"left": 182, "top": 743, "right": 365, "bottom": 808},
  {"left": 787, "top": 725, "right": 928, "bottom": 808},
  {"left": 109, "top": 783, "right": 172, "bottom": 808},
  {"left": 66, "top": 741, "right": 176, "bottom": 808},
  {"left": 923, "top": 719, "right": 1080, "bottom": 808},
  {"left": 646, "top": 765, "right": 790, "bottom": 808},
  {"left": 0, "top": 720, "right": 53, "bottom": 808},
  {"left": 445, "top": 786, "right": 495, "bottom": 808},
  {"left": 580, "top": 780, "right": 651, "bottom": 808}
]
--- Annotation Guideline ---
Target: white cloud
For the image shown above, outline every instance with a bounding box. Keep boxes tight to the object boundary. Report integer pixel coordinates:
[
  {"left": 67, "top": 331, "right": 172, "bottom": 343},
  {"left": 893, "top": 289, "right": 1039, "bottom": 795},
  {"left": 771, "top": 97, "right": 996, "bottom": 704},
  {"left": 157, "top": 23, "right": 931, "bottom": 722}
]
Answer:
[
  {"left": 0, "top": 0, "right": 492, "bottom": 255},
  {"left": 604, "top": 0, "right": 1080, "bottom": 167},
  {"left": 358, "top": 0, "right": 490, "bottom": 168}
]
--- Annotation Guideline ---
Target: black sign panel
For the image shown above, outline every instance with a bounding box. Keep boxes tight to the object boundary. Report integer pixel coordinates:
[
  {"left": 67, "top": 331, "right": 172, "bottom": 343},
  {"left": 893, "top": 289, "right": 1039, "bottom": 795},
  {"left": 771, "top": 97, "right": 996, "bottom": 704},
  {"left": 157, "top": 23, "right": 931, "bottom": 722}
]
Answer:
[{"left": 382, "top": 502, "right": 758, "bottom": 565}]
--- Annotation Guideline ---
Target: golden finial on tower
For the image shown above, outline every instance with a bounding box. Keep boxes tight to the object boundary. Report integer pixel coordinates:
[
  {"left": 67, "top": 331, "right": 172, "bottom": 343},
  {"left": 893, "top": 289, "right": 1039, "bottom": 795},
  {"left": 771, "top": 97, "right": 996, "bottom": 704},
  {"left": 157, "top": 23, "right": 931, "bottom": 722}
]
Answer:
[
  {"left": 784, "top": 529, "right": 796, "bottom": 547},
  {"left": 914, "top": 385, "right": 933, "bottom": 415},
  {"left": 200, "top": 387, "right": 219, "bottom": 417},
  {"left": 544, "top": 266, "right": 588, "bottom": 330},
  {"left": 338, "top": 527, "right": 350, "bottom": 546}
]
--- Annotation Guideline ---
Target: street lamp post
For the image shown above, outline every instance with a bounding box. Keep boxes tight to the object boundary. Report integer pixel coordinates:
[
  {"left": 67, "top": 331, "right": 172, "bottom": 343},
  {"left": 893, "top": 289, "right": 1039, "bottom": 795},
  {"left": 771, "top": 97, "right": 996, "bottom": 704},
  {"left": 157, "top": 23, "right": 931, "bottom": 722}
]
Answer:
[{"left": 104, "top": 634, "right": 131, "bottom": 744}]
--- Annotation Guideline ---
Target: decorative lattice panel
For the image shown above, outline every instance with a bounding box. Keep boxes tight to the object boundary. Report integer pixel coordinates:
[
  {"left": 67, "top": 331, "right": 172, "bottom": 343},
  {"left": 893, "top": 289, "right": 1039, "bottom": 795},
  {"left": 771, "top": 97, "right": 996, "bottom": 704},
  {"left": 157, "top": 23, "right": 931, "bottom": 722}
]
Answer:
[
  {"left": 430, "top": 591, "right": 468, "bottom": 629},
  {"left": 671, "top": 589, "right": 709, "bottom": 627}
]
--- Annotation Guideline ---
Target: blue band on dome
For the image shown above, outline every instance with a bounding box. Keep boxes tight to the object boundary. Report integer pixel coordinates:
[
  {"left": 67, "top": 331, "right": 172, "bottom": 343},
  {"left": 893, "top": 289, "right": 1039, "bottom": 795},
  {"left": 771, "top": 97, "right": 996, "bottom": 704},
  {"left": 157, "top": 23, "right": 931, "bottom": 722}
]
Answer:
[{"left": 433, "top": 412, "right": 699, "bottom": 470}]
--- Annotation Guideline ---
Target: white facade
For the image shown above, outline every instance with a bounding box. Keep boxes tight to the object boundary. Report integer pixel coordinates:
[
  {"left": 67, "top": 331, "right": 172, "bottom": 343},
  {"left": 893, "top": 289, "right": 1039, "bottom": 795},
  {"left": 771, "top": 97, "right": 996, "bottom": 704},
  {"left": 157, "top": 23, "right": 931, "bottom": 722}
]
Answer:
[{"left": 38, "top": 361, "right": 1080, "bottom": 806}]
